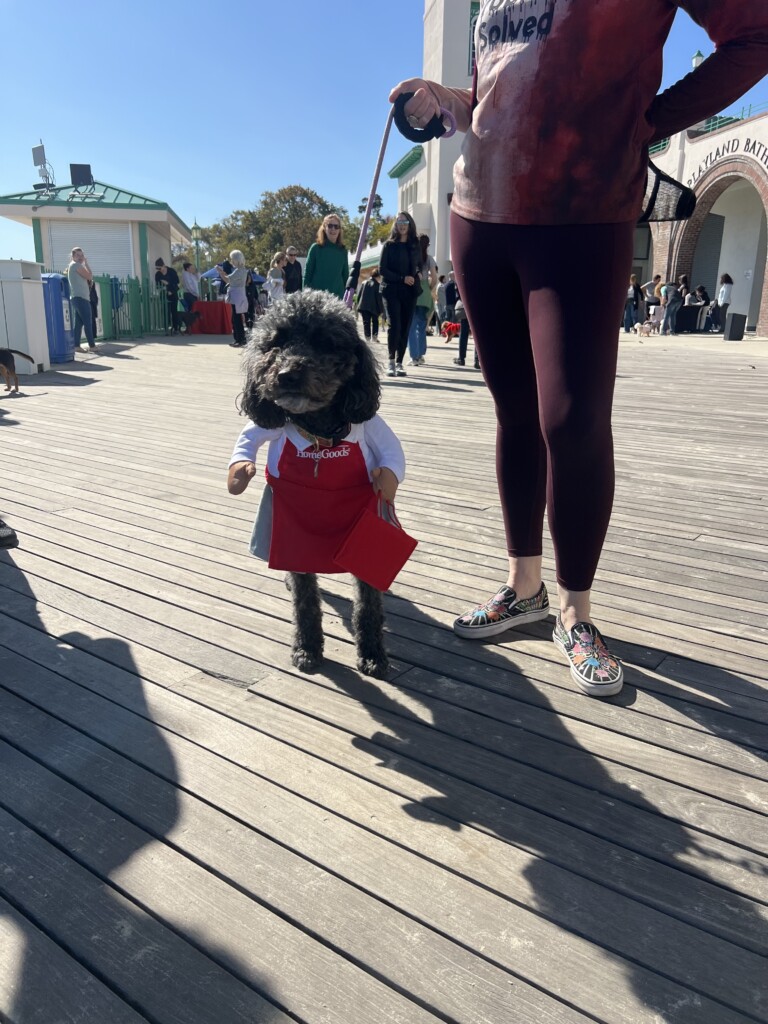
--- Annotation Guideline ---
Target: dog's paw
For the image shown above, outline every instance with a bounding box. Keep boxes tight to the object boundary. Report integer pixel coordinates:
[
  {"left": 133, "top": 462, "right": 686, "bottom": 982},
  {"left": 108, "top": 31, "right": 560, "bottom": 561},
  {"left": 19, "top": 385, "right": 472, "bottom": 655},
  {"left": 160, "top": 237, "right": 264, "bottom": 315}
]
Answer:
[
  {"left": 292, "top": 647, "right": 323, "bottom": 673},
  {"left": 358, "top": 655, "right": 390, "bottom": 679}
]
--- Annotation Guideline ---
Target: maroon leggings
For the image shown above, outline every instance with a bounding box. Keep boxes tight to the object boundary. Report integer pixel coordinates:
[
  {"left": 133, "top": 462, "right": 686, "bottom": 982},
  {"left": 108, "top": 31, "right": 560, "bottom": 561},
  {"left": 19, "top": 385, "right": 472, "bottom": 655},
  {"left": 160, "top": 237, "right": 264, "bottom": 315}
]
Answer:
[{"left": 450, "top": 213, "right": 634, "bottom": 591}]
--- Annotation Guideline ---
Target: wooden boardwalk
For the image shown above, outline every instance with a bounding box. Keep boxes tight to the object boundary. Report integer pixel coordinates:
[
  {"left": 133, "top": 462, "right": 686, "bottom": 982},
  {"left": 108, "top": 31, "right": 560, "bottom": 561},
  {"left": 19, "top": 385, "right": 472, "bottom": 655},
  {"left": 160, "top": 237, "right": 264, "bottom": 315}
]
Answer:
[{"left": 0, "top": 327, "right": 766, "bottom": 1024}]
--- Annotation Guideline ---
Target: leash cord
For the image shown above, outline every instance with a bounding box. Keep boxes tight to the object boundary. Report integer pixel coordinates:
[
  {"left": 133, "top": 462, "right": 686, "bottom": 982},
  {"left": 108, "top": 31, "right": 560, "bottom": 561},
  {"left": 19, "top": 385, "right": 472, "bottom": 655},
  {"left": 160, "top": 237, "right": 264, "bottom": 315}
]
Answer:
[
  {"left": 344, "top": 97, "right": 457, "bottom": 309},
  {"left": 344, "top": 108, "right": 395, "bottom": 308}
]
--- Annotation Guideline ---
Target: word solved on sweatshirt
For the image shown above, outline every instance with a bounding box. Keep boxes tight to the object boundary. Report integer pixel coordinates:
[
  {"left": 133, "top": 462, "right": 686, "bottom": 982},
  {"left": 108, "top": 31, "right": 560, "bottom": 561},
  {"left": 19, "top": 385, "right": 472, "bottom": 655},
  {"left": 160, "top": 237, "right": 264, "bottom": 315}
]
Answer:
[{"left": 477, "top": 0, "right": 555, "bottom": 53}]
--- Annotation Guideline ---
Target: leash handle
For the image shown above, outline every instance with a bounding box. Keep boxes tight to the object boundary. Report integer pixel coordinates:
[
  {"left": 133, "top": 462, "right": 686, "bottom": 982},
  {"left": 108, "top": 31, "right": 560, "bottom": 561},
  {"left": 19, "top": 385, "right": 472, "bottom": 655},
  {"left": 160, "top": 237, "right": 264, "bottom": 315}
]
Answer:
[{"left": 392, "top": 92, "right": 457, "bottom": 142}]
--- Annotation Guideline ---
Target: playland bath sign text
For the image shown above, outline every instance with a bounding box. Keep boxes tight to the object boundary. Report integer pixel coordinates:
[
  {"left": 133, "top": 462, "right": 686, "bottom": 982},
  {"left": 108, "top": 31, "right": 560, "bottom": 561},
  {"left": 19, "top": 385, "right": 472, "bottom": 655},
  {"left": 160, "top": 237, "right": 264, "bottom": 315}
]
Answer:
[{"left": 687, "top": 135, "right": 768, "bottom": 188}]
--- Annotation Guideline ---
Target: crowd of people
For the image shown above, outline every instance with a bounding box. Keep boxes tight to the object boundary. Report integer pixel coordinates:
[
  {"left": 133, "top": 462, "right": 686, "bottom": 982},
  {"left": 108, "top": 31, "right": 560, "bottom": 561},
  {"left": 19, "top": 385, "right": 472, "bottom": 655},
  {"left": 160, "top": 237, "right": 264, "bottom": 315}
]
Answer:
[
  {"left": 623, "top": 271, "right": 734, "bottom": 336},
  {"left": 180, "top": 209, "right": 468, "bottom": 362}
]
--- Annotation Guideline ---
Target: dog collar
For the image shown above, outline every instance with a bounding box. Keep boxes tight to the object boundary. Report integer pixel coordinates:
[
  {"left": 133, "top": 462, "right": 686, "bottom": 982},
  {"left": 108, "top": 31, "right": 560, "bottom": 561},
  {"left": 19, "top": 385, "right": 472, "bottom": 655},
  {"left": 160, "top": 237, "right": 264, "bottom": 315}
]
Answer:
[{"left": 292, "top": 421, "right": 351, "bottom": 449}]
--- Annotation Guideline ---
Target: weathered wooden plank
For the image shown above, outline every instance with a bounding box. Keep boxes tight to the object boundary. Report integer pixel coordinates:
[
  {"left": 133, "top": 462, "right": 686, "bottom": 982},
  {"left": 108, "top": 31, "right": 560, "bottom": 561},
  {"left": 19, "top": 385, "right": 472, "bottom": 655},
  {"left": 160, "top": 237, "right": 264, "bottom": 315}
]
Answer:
[
  {"left": 6, "top": 486, "right": 766, "bottom": 685},
  {"left": 8, "top": 513, "right": 768, "bottom": 759},
  {"left": 1, "top": 643, "right": 765, "bottom": 950},
  {"left": 0, "top": 690, "right": 591, "bottom": 1024},
  {"left": 3, "top": 538, "right": 766, "bottom": 805},
  {"left": 0, "top": 666, "right": 764, "bottom": 1024},
  {"left": 0, "top": 897, "right": 148, "bottom": 1024},
  {"left": 0, "top": 745, "right": 452, "bottom": 1024},
  {"left": 6, "top": 480, "right": 767, "bottom": 644},
  {"left": 0, "top": 808, "right": 293, "bottom": 1024}
]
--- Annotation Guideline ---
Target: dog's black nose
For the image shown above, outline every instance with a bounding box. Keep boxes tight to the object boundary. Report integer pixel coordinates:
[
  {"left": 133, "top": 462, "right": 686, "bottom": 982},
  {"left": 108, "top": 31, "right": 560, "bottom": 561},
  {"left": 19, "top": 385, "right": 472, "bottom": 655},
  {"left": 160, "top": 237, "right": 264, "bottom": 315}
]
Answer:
[{"left": 277, "top": 368, "right": 302, "bottom": 387}]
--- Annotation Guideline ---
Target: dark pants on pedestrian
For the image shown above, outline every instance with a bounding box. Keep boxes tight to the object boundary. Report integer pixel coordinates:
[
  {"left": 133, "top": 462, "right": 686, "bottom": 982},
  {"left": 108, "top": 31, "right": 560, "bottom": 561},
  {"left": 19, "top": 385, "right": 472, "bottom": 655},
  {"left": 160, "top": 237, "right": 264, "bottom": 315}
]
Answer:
[
  {"left": 360, "top": 310, "right": 379, "bottom": 340},
  {"left": 457, "top": 318, "right": 474, "bottom": 364},
  {"left": 451, "top": 213, "right": 634, "bottom": 591},
  {"left": 383, "top": 284, "right": 417, "bottom": 364},
  {"left": 72, "top": 296, "right": 95, "bottom": 348},
  {"left": 231, "top": 305, "right": 246, "bottom": 346},
  {"left": 167, "top": 293, "right": 181, "bottom": 332},
  {"left": 713, "top": 302, "right": 729, "bottom": 331},
  {"left": 183, "top": 292, "right": 198, "bottom": 312}
]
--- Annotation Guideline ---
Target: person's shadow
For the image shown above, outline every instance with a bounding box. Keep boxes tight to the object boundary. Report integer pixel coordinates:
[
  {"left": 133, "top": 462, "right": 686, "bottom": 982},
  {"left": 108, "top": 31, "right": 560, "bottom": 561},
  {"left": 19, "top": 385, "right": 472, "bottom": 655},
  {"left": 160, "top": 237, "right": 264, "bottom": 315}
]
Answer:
[
  {"left": 0, "top": 552, "right": 286, "bottom": 1023},
  {"left": 316, "top": 584, "right": 767, "bottom": 1022}
]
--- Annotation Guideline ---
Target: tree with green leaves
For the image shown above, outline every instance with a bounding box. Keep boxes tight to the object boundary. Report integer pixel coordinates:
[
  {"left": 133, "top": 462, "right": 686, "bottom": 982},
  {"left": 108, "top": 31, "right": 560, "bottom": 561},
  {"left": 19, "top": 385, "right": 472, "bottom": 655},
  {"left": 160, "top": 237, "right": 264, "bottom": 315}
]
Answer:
[
  {"left": 357, "top": 193, "right": 384, "bottom": 221},
  {"left": 175, "top": 185, "right": 364, "bottom": 272}
]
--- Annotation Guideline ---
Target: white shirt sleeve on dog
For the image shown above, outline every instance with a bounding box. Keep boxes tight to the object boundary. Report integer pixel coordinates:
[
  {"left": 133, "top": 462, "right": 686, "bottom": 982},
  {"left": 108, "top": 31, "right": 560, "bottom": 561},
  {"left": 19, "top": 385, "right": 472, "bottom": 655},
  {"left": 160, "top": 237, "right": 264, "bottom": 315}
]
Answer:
[
  {"left": 363, "top": 415, "right": 406, "bottom": 483},
  {"left": 230, "top": 416, "right": 405, "bottom": 483},
  {"left": 229, "top": 422, "right": 283, "bottom": 468}
]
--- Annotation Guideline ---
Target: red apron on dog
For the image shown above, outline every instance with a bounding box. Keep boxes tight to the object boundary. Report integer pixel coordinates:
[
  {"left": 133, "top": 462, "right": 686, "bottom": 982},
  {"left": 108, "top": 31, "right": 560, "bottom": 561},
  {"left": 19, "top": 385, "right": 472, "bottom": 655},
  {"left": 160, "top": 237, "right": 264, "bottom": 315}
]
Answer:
[{"left": 266, "top": 438, "right": 376, "bottom": 574}]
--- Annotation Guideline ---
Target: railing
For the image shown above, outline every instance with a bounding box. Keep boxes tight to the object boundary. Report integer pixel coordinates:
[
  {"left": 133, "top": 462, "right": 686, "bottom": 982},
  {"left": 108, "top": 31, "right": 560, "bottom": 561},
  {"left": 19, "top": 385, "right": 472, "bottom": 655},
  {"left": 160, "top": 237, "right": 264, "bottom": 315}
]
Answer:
[
  {"left": 46, "top": 268, "right": 172, "bottom": 340},
  {"left": 648, "top": 97, "right": 767, "bottom": 155}
]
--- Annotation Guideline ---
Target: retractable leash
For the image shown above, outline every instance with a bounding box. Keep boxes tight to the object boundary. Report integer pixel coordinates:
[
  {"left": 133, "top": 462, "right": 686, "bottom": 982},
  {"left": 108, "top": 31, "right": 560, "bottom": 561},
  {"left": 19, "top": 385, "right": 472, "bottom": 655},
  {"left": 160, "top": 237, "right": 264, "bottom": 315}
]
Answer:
[{"left": 344, "top": 92, "right": 457, "bottom": 307}]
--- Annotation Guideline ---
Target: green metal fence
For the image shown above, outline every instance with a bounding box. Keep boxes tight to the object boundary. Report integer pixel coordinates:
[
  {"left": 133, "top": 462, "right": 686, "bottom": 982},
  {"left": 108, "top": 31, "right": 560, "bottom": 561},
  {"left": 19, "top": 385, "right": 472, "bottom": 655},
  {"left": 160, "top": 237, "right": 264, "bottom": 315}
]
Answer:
[
  {"left": 94, "top": 274, "right": 170, "bottom": 340},
  {"left": 47, "top": 268, "right": 173, "bottom": 341}
]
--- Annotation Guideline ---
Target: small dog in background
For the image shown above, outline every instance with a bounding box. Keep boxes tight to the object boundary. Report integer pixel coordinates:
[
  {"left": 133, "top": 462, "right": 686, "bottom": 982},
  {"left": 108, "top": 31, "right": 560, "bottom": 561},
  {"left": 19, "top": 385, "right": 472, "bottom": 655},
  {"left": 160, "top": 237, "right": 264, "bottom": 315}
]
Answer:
[
  {"left": 175, "top": 309, "right": 201, "bottom": 334},
  {"left": 0, "top": 349, "right": 34, "bottom": 392},
  {"left": 632, "top": 321, "right": 656, "bottom": 337},
  {"left": 440, "top": 321, "right": 460, "bottom": 340}
]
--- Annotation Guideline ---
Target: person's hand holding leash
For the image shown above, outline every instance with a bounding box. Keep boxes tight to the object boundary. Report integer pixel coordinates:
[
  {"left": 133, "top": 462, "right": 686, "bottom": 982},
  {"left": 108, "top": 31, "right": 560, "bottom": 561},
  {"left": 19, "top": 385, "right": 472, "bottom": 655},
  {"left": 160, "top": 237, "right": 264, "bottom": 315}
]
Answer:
[{"left": 389, "top": 78, "right": 441, "bottom": 130}]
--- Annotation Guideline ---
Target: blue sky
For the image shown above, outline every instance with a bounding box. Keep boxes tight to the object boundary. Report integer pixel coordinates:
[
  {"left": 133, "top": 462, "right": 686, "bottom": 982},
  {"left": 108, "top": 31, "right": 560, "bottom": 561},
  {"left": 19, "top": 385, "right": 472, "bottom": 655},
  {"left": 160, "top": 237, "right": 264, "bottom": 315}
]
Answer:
[{"left": 1, "top": 0, "right": 765, "bottom": 261}]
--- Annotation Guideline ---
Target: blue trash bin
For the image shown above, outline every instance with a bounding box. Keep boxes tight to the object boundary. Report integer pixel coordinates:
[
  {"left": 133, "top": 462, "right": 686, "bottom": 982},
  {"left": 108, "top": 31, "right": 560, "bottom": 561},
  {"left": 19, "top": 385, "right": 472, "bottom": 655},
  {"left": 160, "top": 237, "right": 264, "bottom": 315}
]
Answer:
[{"left": 42, "top": 273, "right": 75, "bottom": 363}]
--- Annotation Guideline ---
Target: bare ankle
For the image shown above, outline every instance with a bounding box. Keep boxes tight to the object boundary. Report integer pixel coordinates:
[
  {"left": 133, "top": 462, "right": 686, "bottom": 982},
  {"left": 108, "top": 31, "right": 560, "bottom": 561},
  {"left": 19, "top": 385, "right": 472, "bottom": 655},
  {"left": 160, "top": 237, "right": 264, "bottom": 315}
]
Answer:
[
  {"left": 506, "top": 576, "right": 543, "bottom": 600},
  {"left": 558, "top": 587, "right": 591, "bottom": 630},
  {"left": 505, "top": 556, "right": 543, "bottom": 602}
]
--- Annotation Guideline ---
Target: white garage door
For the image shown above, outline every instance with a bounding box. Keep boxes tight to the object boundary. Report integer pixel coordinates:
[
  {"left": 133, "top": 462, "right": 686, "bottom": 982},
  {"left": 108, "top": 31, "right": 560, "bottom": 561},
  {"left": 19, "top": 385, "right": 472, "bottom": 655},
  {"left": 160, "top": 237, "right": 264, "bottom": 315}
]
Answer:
[{"left": 48, "top": 221, "right": 135, "bottom": 278}]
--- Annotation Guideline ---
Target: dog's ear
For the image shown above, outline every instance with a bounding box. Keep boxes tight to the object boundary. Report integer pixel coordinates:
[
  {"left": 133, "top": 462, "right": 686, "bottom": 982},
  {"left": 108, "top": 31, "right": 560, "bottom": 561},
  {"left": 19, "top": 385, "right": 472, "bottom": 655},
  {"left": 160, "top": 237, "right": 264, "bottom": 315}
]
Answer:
[
  {"left": 337, "top": 340, "right": 381, "bottom": 424},
  {"left": 240, "top": 385, "right": 287, "bottom": 429}
]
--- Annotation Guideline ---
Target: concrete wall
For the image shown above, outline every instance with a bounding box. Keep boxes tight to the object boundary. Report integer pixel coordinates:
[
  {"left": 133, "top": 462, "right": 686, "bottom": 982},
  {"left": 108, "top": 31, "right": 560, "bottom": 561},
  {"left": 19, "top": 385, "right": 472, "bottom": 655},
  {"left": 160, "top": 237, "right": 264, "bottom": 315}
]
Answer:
[{"left": 710, "top": 181, "right": 765, "bottom": 319}]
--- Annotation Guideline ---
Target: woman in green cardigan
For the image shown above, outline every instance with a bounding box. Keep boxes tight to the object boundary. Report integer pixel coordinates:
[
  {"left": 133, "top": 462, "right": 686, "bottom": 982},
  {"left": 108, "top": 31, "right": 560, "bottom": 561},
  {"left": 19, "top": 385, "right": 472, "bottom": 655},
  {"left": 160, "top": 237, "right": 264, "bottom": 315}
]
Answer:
[{"left": 303, "top": 213, "right": 349, "bottom": 298}]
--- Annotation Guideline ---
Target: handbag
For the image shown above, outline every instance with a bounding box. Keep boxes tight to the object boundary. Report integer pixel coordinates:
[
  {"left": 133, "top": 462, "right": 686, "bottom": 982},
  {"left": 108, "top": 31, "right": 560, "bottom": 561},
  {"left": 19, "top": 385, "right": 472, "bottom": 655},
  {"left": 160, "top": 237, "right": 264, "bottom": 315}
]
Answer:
[
  {"left": 638, "top": 160, "right": 697, "bottom": 223},
  {"left": 334, "top": 497, "right": 417, "bottom": 591}
]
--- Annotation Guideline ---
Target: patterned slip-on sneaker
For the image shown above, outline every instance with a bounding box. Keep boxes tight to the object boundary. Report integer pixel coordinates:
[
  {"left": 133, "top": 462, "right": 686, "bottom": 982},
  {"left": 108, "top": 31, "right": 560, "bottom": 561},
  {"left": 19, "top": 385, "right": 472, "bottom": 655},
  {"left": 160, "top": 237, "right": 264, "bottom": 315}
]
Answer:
[
  {"left": 453, "top": 583, "right": 549, "bottom": 639},
  {"left": 552, "top": 618, "right": 623, "bottom": 696}
]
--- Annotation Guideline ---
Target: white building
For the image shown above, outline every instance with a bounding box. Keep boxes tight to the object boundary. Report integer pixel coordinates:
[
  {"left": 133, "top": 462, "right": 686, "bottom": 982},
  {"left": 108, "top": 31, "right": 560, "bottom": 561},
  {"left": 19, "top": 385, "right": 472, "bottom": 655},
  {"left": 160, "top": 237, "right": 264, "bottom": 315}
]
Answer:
[
  {"left": 384, "top": 0, "right": 768, "bottom": 333},
  {"left": 0, "top": 179, "right": 191, "bottom": 283},
  {"left": 647, "top": 114, "right": 768, "bottom": 333}
]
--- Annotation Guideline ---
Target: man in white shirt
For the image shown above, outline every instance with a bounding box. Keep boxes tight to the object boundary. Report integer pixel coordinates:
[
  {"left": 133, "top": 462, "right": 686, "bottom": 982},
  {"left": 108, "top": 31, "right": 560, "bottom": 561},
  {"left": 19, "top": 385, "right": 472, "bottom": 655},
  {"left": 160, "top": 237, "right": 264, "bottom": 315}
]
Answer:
[
  {"left": 181, "top": 263, "right": 200, "bottom": 311},
  {"left": 642, "top": 274, "right": 661, "bottom": 307}
]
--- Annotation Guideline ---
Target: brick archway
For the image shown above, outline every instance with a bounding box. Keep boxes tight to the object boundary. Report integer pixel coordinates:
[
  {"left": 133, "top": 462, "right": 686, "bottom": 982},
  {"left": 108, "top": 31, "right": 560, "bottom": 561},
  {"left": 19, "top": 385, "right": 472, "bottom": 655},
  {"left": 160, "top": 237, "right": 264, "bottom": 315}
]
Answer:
[{"left": 658, "top": 157, "right": 768, "bottom": 335}]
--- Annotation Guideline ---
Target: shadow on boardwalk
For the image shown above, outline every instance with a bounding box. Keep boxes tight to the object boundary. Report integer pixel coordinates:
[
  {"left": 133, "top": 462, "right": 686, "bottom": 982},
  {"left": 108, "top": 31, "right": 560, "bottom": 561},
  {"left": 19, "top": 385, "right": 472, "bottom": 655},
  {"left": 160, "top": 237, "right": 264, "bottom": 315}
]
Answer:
[
  {"left": 321, "top": 587, "right": 767, "bottom": 1023},
  {"left": 0, "top": 553, "right": 286, "bottom": 1023}
]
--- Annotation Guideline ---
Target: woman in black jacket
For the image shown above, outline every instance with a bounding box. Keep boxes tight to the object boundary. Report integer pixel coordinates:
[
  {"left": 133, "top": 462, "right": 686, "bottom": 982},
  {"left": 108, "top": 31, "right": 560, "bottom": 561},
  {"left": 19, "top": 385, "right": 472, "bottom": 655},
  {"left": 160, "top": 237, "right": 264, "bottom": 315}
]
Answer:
[{"left": 379, "top": 212, "right": 421, "bottom": 376}]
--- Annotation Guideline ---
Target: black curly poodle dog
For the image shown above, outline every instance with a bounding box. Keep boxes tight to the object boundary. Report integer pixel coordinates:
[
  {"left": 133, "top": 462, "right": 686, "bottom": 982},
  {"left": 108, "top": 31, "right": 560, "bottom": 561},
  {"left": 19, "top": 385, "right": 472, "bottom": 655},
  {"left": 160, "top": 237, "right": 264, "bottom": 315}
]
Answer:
[{"left": 229, "top": 290, "right": 405, "bottom": 679}]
